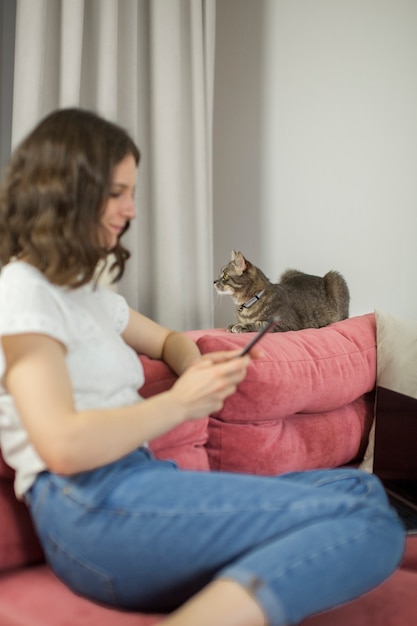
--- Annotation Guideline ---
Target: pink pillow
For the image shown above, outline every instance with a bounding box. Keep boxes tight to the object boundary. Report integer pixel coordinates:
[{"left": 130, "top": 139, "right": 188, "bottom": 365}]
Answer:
[
  {"left": 149, "top": 420, "right": 209, "bottom": 471},
  {"left": 207, "top": 394, "right": 374, "bottom": 475},
  {"left": 139, "top": 355, "right": 209, "bottom": 470},
  {"left": 197, "top": 314, "right": 376, "bottom": 422}
]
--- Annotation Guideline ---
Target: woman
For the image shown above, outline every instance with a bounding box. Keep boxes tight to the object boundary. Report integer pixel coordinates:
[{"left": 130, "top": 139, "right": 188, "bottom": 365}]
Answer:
[{"left": 0, "top": 108, "right": 405, "bottom": 626}]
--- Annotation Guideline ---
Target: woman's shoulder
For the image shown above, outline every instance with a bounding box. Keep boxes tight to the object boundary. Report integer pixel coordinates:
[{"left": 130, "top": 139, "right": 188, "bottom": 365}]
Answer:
[
  {"left": 0, "top": 261, "right": 56, "bottom": 306},
  {"left": 0, "top": 261, "right": 62, "bottom": 326},
  {"left": 0, "top": 259, "right": 48, "bottom": 286}
]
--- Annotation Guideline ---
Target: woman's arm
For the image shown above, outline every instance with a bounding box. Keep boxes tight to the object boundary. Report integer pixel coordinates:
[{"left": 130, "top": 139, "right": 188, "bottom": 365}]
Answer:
[
  {"left": 122, "top": 307, "right": 202, "bottom": 374},
  {"left": 2, "top": 332, "right": 249, "bottom": 476}
]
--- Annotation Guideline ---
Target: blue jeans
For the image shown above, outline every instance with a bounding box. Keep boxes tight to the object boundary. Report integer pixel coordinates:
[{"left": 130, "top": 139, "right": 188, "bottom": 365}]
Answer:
[{"left": 26, "top": 449, "right": 405, "bottom": 626}]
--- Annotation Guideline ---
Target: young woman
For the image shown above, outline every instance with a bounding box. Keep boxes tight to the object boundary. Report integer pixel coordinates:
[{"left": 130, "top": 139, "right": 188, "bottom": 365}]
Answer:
[{"left": 0, "top": 108, "right": 405, "bottom": 626}]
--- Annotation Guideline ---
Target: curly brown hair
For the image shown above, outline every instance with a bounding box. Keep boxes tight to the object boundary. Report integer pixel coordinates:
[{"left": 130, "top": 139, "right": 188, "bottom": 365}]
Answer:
[{"left": 0, "top": 108, "right": 140, "bottom": 287}]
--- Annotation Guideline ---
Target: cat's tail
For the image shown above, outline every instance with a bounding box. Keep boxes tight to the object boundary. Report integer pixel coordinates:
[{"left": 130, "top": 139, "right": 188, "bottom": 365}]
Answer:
[{"left": 324, "top": 271, "right": 350, "bottom": 320}]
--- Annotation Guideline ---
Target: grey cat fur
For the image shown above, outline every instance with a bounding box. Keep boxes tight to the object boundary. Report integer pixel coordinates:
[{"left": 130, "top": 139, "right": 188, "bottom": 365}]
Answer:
[{"left": 214, "top": 250, "right": 350, "bottom": 333}]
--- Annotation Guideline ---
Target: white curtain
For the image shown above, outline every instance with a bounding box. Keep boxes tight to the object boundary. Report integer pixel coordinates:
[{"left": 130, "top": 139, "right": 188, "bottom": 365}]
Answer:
[{"left": 12, "top": 0, "right": 215, "bottom": 330}]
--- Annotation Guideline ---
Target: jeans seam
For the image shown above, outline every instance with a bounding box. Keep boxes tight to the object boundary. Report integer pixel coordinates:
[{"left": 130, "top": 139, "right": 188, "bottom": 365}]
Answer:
[{"left": 46, "top": 531, "right": 119, "bottom": 605}]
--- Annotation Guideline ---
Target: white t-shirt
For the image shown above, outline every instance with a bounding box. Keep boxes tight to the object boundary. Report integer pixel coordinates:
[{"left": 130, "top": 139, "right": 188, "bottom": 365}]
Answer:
[{"left": 0, "top": 261, "right": 145, "bottom": 497}]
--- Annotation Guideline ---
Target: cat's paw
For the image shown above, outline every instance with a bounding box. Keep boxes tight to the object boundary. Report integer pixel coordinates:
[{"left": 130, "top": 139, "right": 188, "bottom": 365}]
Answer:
[{"left": 228, "top": 323, "right": 248, "bottom": 333}]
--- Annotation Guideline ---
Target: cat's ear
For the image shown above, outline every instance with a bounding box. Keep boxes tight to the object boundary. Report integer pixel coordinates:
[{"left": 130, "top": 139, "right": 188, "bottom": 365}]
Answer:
[{"left": 233, "top": 250, "right": 247, "bottom": 273}]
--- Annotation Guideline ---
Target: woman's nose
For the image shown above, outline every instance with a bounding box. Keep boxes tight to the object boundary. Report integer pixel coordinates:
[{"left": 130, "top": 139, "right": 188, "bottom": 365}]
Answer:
[{"left": 123, "top": 198, "right": 136, "bottom": 220}]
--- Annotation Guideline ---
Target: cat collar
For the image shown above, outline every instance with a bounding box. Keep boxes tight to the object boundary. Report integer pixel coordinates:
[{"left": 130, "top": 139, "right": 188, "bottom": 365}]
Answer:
[{"left": 239, "top": 290, "right": 265, "bottom": 311}]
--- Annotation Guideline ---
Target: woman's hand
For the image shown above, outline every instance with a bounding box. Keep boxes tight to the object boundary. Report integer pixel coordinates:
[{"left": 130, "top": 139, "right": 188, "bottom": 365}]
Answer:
[{"left": 169, "top": 350, "right": 251, "bottom": 421}]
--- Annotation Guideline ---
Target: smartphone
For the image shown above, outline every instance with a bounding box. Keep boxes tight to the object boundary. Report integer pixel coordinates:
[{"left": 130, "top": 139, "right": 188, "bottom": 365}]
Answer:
[{"left": 239, "top": 317, "right": 279, "bottom": 356}]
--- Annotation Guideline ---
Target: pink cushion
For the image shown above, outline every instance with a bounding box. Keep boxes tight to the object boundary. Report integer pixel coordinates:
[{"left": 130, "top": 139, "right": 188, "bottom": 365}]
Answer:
[
  {"left": 149, "top": 419, "right": 210, "bottom": 471},
  {"left": 0, "top": 565, "right": 162, "bottom": 626},
  {"left": 139, "top": 355, "right": 210, "bottom": 471},
  {"left": 196, "top": 314, "right": 376, "bottom": 421},
  {"left": 207, "top": 394, "right": 374, "bottom": 474}
]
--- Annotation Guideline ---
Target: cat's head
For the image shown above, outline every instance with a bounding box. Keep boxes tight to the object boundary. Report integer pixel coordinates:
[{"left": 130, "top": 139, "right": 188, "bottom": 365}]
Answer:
[{"left": 214, "top": 250, "right": 268, "bottom": 304}]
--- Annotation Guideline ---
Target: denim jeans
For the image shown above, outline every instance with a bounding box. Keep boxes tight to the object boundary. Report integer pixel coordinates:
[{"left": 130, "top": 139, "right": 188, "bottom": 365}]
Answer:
[{"left": 26, "top": 448, "right": 405, "bottom": 626}]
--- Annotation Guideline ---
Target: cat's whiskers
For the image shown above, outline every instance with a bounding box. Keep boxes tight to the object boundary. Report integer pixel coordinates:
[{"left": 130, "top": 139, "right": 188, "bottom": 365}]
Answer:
[{"left": 213, "top": 291, "right": 223, "bottom": 311}]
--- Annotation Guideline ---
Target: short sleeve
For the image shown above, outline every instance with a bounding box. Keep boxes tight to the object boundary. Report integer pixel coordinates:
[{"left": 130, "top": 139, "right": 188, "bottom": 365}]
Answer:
[{"left": 0, "top": 263, "right": 72, "bottom": 347}]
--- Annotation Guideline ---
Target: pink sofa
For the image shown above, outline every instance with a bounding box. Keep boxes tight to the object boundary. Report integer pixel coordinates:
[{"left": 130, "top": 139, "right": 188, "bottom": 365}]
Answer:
[{"left": 2, "top": 313, "right": 417, "bottom": 625}]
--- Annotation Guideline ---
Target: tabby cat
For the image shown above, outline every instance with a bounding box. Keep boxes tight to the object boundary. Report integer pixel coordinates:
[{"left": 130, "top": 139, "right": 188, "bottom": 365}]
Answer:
[{"left": 214, "top": 250, "right": 350, "bottom": 333}]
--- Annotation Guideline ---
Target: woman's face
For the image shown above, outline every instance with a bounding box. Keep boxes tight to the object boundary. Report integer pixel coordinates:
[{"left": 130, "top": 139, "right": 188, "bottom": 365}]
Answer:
[{"left": 99, "top": 154, "right": 137, "bottom": 249}]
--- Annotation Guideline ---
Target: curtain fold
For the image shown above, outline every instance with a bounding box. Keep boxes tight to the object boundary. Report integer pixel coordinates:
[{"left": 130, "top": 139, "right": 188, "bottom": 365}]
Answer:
[{"left": 12, "top": 0, "right": 215, "bottom": 330}]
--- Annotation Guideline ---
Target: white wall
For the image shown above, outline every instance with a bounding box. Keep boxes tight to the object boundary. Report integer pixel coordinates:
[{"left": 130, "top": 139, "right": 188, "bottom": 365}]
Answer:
[
  {"left": 213, "top": 0, "right": 265, "bottom": 326},
  {"left": 213, "top": 0, "right": 417, "bottom": 328}
]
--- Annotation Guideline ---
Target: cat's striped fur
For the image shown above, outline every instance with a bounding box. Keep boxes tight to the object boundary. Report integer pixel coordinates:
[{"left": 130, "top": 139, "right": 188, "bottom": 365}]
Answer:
[{"left": 214, "top": 251, "right": 350, "bottom": 333}]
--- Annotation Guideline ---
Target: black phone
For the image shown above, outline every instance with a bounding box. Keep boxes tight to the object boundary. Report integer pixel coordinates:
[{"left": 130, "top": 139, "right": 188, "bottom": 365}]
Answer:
[{"left": 239, "top": 318, "right": 279, "bottom": 356}]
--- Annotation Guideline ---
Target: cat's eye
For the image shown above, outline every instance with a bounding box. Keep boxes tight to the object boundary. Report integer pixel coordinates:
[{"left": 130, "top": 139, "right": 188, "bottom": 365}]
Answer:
[{"left": 222, "top": 271, "right": 229, "bottom": 281}]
